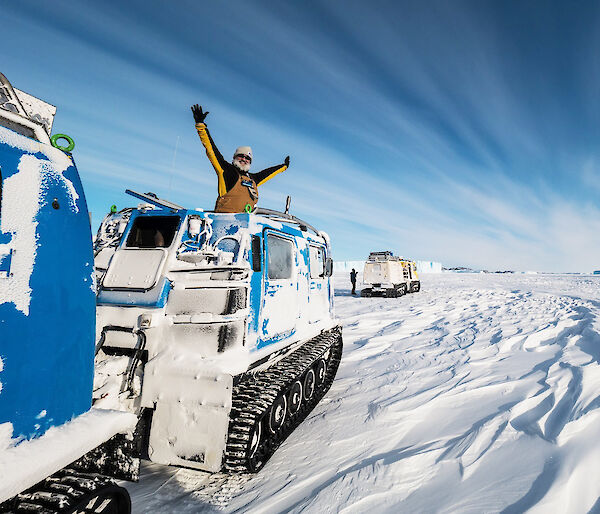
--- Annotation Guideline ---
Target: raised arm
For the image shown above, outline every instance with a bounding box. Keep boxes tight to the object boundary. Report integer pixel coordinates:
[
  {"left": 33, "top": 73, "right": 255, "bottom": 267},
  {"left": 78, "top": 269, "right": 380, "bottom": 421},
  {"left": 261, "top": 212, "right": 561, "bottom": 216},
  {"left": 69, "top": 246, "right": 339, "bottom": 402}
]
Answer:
[
  {"left": 191, "top": 104, "right": 229, "bottom": 196},
  {"left": 251, "top": 156, "right": 290, "bottom": 186}
]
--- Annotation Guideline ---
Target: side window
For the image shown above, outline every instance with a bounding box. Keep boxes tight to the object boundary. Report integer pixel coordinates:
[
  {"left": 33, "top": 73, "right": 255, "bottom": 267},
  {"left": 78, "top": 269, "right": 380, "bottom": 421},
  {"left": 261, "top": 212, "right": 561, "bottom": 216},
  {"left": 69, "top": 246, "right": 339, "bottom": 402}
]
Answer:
[
  {"left": 309, "top": 245, "right": 325, "bottom": 278},
  {"left": 267, "top": 234, "right": 293, "bottom": 280}
]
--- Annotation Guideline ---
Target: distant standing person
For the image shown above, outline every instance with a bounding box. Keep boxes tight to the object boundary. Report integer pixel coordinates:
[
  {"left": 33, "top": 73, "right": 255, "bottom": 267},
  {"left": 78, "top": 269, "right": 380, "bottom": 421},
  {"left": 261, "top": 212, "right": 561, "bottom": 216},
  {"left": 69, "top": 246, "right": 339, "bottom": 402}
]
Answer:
[
  {"left": 191, "top": 104, "right": 290, "bottom": 213},
  {"left": 350, "top": 268, "right": 358, "bottom": 295}
]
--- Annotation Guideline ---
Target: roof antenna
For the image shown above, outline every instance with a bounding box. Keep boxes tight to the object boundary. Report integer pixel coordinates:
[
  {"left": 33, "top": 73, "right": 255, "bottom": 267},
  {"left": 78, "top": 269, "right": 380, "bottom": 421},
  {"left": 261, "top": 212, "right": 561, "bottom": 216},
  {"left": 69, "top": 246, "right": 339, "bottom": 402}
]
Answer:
[{"left": 285, "top": 195, "right": 291, "bottom": 214}]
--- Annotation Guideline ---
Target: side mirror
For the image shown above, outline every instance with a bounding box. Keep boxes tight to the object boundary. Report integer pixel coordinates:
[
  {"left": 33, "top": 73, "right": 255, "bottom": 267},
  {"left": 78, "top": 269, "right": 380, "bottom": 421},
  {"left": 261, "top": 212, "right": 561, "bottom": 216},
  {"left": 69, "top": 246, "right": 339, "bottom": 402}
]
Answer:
[{"left": 324, "top": 257, "right": 333, "bottom": 277}]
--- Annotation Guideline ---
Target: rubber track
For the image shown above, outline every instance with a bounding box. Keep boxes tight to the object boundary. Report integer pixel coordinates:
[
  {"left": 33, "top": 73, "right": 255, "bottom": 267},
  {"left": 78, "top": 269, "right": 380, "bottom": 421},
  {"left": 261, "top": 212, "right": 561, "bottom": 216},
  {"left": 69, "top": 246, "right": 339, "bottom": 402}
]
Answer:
[
  {"left": 224, "top": 326, "right": 343, "bottom": 472},
  {"left": 0, "top": 469, "right": 131, "bottom": 514}
]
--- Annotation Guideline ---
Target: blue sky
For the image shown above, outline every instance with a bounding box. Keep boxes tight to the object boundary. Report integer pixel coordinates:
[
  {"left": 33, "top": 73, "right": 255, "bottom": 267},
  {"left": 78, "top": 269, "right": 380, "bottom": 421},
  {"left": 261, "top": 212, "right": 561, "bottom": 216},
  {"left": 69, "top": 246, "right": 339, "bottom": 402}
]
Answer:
[{"left": 3, "top": 0, "right": 600, "bottom": 271}]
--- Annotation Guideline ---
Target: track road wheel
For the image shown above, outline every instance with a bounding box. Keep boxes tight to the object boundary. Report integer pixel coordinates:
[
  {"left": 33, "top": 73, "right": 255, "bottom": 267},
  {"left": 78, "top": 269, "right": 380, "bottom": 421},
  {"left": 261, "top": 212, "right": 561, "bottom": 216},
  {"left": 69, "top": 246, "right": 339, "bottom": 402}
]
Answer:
[
  {"left": 247, "top": 422, "right": 266, "bottom": 472},
  {"left": 303, "top": 369, "right": 316, "bottom": 401},
  {"left": 268, "top": 395, "right": 287, "bottom": 434},
  {"left": 315, "top": 359, "right": 327, "bottom": 386},
  {"left": 288, "top": 380, "right": 303, "bottom": 415}
]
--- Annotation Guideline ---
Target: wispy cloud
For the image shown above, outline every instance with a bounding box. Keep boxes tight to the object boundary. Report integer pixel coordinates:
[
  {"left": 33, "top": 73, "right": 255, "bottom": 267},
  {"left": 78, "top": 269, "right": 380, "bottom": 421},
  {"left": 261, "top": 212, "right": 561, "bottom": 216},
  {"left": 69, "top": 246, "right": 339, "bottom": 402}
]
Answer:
[{"left": 3, "top": 0, "right": 600, "bottom": 271}]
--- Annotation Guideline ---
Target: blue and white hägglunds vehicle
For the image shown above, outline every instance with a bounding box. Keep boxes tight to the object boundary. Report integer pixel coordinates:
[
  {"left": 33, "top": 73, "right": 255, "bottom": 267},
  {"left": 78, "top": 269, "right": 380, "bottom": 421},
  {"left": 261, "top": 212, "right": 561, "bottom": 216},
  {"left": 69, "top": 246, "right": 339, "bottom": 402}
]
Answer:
[
  {"left": 0, "top": 73, "right": 135, "bottom": 512},
  {"left": 93, "top": 192, "right": 343, "bottom": 472}
]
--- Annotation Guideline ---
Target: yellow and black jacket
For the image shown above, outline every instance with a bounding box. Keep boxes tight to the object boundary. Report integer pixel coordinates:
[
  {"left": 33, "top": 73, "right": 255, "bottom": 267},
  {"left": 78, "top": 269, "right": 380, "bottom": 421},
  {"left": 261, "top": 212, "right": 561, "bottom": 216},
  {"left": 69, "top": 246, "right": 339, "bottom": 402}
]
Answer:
[{"left": 195, "top": 122, "right": 288, "bottom": 212}]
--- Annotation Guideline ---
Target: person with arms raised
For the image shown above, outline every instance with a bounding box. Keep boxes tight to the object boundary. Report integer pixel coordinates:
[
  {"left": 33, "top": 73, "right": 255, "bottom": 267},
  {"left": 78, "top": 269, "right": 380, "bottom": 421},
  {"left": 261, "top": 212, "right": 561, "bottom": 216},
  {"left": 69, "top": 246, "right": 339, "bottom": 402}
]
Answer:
[{"left": 191, "top": 104, "right": 289, "bottom": 213}]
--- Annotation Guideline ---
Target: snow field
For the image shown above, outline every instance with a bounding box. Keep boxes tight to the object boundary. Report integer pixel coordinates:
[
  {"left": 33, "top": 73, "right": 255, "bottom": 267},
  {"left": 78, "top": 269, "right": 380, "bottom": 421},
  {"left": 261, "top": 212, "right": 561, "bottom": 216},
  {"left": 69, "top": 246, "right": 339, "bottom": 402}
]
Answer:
[{"left": 125, "top": 272, "right": 600, "bottom": 513}]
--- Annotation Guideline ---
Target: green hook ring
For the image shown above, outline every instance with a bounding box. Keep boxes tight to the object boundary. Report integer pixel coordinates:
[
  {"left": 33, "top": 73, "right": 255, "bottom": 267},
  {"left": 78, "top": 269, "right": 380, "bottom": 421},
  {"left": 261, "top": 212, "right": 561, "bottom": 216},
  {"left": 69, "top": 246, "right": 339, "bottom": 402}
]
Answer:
[
  {"left": 51, "top": 133, "right": 75, "bottom": 153},
  {"left": 244, "top": 203, "right": 253, "bottom": 214}
]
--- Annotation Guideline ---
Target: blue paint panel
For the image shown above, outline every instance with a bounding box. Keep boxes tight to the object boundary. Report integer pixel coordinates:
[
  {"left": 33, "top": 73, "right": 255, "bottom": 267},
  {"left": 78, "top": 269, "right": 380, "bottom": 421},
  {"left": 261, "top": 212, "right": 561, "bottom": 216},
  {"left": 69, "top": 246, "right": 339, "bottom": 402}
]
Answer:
[
  {"left": 248, "top": 234, "right": 263, "bottom": 336},
  {"left": 0, "top": 138, "right": 95, "bottom": 441}
]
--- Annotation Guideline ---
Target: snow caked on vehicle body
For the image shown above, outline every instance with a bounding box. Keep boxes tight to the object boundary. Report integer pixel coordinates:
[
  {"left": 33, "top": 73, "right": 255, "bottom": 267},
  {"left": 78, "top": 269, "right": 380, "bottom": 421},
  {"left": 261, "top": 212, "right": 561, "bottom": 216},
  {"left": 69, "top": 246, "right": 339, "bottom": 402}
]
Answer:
[
  {"left": 361, "top": 251, "right": 420, "bottom": 297},
  {"left": 93, "top": 193, "right": 343, "bottom": 473},
  {"left": 0, "top": 72, "right": 134, "bottom": 513}
]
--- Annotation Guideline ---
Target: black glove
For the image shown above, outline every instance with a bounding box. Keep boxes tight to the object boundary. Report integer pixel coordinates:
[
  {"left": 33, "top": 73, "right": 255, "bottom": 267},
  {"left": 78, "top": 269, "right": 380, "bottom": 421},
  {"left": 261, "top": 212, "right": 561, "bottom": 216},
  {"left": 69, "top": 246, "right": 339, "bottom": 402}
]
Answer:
[
  {"left": 284, "top": 156, "right": 290, "bottom": 167},
  {"left": 191, "top": 104, "right": 209, "bottom": 123}
]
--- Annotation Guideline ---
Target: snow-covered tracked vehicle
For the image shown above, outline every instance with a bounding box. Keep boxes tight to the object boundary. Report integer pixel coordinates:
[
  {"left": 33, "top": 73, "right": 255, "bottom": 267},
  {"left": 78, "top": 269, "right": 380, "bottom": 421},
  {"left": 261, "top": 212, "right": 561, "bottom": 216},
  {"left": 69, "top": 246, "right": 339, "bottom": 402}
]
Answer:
[
  {"left": 0, "top": 73, "right": 135, "bottom": 513},
  {"left": 361, "top": 251, "right": 420, "bottom": 297},
  {"left": 94, "top": 194, "right": 343, "bottom": 472}
]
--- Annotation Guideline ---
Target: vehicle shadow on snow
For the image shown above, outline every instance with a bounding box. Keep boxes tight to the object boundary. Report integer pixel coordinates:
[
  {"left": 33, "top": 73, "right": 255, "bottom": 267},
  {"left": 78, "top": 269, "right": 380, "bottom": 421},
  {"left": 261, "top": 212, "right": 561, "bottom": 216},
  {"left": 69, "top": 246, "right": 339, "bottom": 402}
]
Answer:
[{"left": 123, "top": 461, "right": 252, "bottom": 513}]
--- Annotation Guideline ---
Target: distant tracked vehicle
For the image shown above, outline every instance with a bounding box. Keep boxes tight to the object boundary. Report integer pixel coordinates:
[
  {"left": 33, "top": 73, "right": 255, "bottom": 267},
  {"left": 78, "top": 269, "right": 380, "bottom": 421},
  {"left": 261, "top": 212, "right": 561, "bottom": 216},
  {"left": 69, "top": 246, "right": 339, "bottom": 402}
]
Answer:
[{"left": 360, "top": 251, "right": 420, "bottom": 297}]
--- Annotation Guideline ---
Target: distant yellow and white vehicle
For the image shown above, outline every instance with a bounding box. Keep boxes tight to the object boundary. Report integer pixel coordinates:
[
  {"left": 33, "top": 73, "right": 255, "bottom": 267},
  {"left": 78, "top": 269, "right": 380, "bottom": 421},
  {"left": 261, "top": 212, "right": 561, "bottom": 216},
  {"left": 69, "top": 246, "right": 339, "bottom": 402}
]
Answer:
[{"left": 360, "top": 251, "right": 420, "bottom": 297}]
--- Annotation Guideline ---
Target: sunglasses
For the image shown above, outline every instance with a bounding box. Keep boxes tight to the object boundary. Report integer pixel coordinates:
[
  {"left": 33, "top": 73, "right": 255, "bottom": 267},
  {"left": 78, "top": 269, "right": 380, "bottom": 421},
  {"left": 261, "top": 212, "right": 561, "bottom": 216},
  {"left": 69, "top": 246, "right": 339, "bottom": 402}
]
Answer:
[{"left": 235, "top": 154, "right": 251, "bottom": 162}]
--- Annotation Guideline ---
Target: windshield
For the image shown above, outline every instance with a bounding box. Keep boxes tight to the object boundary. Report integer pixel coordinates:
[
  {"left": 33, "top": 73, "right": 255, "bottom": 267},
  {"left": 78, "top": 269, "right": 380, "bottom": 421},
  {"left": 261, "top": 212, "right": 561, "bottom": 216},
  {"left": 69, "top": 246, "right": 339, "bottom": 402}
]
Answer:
[{"left": 125, "top": 215, "right": 181, "bottom": 248}]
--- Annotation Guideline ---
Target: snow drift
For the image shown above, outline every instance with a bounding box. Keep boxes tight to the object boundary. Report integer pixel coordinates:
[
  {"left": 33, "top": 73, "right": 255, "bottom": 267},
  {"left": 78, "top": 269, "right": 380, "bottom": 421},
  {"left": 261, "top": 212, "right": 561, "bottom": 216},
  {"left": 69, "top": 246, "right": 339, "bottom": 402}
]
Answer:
[{"left": 120, "top": 272, "right": 600, "bottom": 512}]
